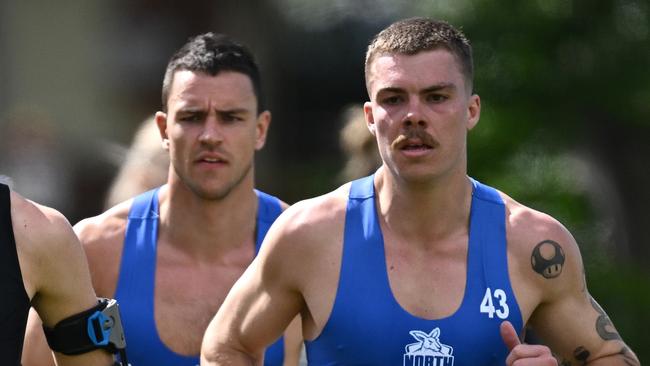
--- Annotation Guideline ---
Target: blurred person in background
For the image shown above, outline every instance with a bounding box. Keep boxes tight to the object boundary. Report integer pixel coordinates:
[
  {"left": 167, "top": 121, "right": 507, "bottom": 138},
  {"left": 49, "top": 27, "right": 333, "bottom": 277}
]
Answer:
[
  {"left": 24, "top": 32, "right": 301, "bottom": 366},
  {"left": 201, "top": 18, "right": 639, "bottom": 365},
  {"left": 1, "top": 183, "right": 114, "bottom": 365},
  {"left": 337, "top": 104, "right": 381, "bottom": 183},
  {"left": 103, "top": 114, "right": 170, "bottom": 210}
]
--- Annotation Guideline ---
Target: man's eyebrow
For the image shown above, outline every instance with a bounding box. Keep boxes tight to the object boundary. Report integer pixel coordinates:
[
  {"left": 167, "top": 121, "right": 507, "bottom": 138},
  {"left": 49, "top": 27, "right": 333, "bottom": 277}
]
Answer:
[
  {"left": 421, "top": 83, "right": 456, "bottom": 93},
  {"left": 375, "top": 83, "right": 457, "bottom": 96},
  {"left": 215, "top": 108, "right": 249, "bottom": 115},
  {"left": 176, "top": 106, "right": 205, "bottom": 114},
  {"left": 376, "top": 87, "right": 406, "bottom": 95}
]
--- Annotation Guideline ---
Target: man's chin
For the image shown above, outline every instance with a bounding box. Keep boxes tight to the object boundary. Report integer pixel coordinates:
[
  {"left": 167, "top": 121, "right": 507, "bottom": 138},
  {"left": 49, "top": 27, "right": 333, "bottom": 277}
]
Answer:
[{"left": 195, "top": 186, "right": 232, "bottom": 201}]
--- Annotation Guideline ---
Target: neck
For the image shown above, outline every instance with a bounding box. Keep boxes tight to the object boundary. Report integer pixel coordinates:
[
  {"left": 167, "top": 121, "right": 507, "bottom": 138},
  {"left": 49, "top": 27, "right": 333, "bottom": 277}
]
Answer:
[
  {"left": 374, "top": 166, "right": 473, "bottom": 246},
  {"left": 157, "top": 178, "right": 258, "bottom": 260}
]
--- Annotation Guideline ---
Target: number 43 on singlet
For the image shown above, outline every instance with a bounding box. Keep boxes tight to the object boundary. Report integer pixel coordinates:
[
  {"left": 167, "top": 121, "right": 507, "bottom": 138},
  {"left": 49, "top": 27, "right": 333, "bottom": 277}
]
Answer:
[{"left": 480, "top": 288, "right": 509, "bottom": 319}]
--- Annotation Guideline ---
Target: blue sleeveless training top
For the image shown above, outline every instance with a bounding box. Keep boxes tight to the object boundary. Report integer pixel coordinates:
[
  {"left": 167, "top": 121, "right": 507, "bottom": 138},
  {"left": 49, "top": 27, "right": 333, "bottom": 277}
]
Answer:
[
  {"left": 305, "top": 175, "right": 523, "bottom": 365},
  {"left": 115, "top": 188, "right": 285, "bottom": 366}
]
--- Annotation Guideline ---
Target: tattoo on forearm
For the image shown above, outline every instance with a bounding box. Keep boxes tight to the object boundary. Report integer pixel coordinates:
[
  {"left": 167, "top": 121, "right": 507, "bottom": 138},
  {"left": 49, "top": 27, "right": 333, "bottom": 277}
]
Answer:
[
  {"left": 564, "top": 345, "right": 638, "bottom": 366},
  {"left": 531, "top": 240, "right": 565, "bottom": 278},
  {"left": 617, "top": 346, "right": 639, "bottom": 366},
  {"left": 590, "top": 298, "right": 621, "bottom": 341},
  {"left": 573, "top": 346, "right": 590, "bottom": 365}
]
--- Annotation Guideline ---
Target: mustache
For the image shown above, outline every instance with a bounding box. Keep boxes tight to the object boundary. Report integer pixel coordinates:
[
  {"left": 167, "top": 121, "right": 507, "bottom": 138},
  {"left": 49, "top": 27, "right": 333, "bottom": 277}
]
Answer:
[{"left": 391, "top": 129, "right": 439, "bottom": 149}]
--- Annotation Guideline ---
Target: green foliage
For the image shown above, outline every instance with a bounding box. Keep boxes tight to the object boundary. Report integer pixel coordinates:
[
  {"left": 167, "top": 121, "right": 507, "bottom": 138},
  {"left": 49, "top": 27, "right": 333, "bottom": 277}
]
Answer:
[{"left": 587, "top": 259, "right": 650, "bottom": 363}]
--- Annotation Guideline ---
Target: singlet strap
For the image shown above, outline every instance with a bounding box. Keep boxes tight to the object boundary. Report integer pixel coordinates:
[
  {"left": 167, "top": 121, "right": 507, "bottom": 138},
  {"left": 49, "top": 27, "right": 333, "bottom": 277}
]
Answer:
[
  {"left": 349, "top": 175, "right": 375, "bottom": 200},
  {"left": 468, "top": 178, "right": 523, "bottom": 333},
  {"left": 119, "top": 187, "right": 160, "bottom": 301},
  {"left": 127, "top": 188, "right": 160, "bottom": 220},
  {"left": 337, "top": 174, "right": 387, "bottom": 302},
  {"left": 254, "top": 189, "right": 283, "bottom": 253},
  {"left": 470, "top": 177, "right": 503, "bottom": 204}
]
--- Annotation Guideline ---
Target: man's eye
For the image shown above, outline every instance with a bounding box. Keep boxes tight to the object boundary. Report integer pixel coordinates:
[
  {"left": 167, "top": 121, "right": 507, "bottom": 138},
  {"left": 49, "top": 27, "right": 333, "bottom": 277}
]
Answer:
[
  {"left": 426, "top": 94, "right": 447, "bottom": 103},
  {"left": 222, "top": 114, "right": 243, "bottom": 122},
  {"left": 179, "top": 114, "right": 201, "bottom": 122},
  {"left": 382, "top": 96, "right": 403, "bottom": 105}
]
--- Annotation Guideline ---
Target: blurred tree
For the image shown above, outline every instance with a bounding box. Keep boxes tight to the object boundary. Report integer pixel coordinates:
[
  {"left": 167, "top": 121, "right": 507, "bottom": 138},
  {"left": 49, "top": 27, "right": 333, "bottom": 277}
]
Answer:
[{"left": 464, "top": 0, "right": 650, "bottom": 265}]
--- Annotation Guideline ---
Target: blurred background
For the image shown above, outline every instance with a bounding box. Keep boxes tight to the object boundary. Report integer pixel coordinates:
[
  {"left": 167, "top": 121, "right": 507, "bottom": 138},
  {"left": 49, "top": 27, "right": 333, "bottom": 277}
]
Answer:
[{"left": 1, "top": 0, "right": 648, "bottom": 359}]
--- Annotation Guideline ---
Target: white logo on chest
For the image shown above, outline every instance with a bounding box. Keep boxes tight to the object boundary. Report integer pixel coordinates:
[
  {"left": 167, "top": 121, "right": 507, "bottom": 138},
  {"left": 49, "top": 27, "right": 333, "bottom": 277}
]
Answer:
[{"left": 403, "top": 328, "right": 454, "bottom": 366}]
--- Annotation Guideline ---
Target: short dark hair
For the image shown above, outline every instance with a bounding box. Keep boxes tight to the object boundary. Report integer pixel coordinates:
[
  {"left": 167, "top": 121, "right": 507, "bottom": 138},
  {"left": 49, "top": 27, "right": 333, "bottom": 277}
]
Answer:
[
  {"left": 161, "top": 32, "right": 264, "bottom": 113},
  {"left": 365, "top": 17, "right": 473, "bottom": 93}
]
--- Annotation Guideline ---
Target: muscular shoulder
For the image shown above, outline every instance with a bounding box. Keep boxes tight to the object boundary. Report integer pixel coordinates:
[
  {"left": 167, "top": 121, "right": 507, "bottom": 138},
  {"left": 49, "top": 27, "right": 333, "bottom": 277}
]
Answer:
[
  {"left": 11, "top": 191, "right": 75, "bottom": 253},
  {"left": 500, "top": 191, "right": 584, "bottom": 302},
  {"left": 257, "top": 184, "right": 350, "bottom": 283},
  {"left": 502, "top": 192, "right": 579, "bottom": 268},
  {"left": 73, "top": 199, "right": 132, "bottom": 297},
  {"left": 272, "top": 184, "right": 349, "bottom": 246},
  {"left": 74, "top": 199, "right": 131, "bottom": 246},
  {"left": 10, "top": 191, "right": 85, "bottom": 298}
]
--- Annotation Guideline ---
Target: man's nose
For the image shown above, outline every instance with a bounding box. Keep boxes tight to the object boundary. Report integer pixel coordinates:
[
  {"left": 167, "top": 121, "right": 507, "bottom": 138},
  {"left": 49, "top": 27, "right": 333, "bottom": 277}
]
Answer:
[
  {"left": 402, "top": 99, "right": 427, "bottom": 128},
  {"left": 199, "top": 116, "right": 224, "bottom": 145}
]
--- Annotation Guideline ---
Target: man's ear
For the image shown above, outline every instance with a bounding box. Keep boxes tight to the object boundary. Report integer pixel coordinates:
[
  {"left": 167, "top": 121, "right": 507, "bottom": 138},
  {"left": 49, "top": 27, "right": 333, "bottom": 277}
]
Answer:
[
  {"left": 255, "top": 110, "right": 271, "bottom": 150},
  {"left": 467, "top": 94, "right": 481, "bottom": 131},
  {"left": 363, "top": 102, "right": 376, "bottom": 136},
  {"left": 155, "top": 111, "right": 170, "bottom": 150}
]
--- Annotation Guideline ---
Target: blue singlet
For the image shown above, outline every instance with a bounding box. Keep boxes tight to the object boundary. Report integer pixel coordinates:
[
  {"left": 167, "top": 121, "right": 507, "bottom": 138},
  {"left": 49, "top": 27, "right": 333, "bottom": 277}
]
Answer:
[
  {"left": 305, "top": 175, "right": 523, "bottom": 365},
  {"left": 115, "top": 188, "right": 285, "bottom": 366}
]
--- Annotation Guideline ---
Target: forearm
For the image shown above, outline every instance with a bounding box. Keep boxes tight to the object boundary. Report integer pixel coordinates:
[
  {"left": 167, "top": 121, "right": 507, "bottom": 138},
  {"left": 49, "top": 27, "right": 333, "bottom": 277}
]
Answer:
[
  {"left": 22, "top": 309, "right": 56, "bottom": 366},
  {"left": 201, "top": 344, "right": 262, "bottom": 366},
  {"left": 585, "top": 346, "right": 640, "bottom": 366},
  {"left": 54, "top": 350, "right": 114, "bottom": 366},
  {"left": 281, "top": 315, "right": 303, "bottom": 366}
]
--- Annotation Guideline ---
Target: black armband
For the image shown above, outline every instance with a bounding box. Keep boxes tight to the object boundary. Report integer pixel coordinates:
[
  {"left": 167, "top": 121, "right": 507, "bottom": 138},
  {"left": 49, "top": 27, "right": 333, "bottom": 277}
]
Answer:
[{"left": 43, "top": 298, "right": 126, "bottom": 356}]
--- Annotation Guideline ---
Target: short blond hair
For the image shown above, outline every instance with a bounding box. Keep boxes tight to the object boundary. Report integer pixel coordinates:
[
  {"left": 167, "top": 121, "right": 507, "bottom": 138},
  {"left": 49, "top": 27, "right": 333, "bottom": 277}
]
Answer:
[{"left": 365, "top": 17, "right": 473, "bottom": 93}]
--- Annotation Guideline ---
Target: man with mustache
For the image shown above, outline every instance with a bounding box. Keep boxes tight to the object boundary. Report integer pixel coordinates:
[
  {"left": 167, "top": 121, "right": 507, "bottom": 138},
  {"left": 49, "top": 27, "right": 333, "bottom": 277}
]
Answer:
[
  {"left": 23, "top": 32, "right": 301, "bottom": 366},
  {"left": 201, "top": 18, "right": 639, "bottom": 365}
]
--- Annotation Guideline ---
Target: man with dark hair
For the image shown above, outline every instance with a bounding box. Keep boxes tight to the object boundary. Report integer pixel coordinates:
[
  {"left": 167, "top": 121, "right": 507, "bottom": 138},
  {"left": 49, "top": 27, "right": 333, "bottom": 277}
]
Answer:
[
  {"left": 23, "top": 32, "right": 300, "bottom": 366},
  {"left": 201, "top": 18, "right": 639, "bottom": 365},
  {"left": 1, "top": 184, "right": 114, "bottom": 365},
  {"left": 161, "top": 33, "right": 265, "bottom": 114}
]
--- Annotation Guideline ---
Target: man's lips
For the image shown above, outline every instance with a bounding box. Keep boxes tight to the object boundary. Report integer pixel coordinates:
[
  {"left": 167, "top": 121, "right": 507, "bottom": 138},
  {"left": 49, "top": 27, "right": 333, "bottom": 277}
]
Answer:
[
  {"left": 198, "top": 157, "right": 224, "bottom": 163},
  {"left": 401, "top": 143, "right": 432, "bottom": 150},
  {"left": 195, "top": 153, "right": 228, "bottom": 164}
]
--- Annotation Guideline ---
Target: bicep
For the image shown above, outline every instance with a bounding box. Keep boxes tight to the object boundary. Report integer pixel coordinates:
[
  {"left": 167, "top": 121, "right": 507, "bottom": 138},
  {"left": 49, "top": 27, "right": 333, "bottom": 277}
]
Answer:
[
  {"left": 526, "top": 240, "right": 634, "bottom": 364},
  {"left": 31, "top": 221, "right": 98, "bottom": 326},
  {"left": 26, "top": 217, "right": 114, "bottom": 366}
]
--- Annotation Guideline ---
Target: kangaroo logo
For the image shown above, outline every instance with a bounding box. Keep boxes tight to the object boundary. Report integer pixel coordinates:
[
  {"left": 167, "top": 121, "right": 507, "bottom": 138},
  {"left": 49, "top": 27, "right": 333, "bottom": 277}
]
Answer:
[{"left": 403, "top": 328, "right": 454, "bottom": 366}]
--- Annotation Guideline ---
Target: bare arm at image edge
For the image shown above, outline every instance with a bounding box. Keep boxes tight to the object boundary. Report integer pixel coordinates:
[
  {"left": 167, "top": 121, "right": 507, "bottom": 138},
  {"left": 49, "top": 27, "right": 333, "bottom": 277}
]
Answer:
[{"left": 15, "top": 192, "right": 113, "bottom": 366}]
